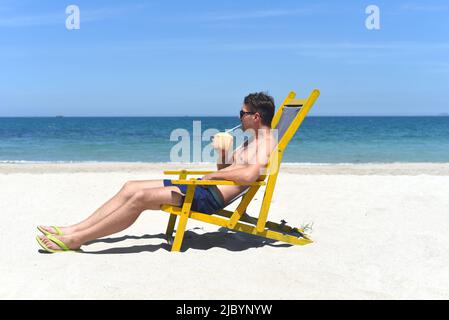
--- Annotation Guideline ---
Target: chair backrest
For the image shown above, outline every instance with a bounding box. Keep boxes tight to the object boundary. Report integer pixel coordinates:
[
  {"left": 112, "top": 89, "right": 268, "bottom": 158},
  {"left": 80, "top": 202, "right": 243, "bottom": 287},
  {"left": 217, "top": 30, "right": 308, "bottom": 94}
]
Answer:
[
  {"left": 275, "top": 105, "right": 302, "bottom": 141},
  {"left": 255, "top": 89, "right": 320, "bottom": 229}
]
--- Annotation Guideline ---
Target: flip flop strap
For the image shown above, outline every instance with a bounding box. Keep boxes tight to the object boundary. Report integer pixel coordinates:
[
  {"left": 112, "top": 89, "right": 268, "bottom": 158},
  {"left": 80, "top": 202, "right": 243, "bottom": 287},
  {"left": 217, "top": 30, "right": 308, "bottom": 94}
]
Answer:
[
  {"left": 52, "top": 226, "right": 63, "bottom": 235},
  {"left": 47, "top": 234, "right": 69, "bottom": 251}
]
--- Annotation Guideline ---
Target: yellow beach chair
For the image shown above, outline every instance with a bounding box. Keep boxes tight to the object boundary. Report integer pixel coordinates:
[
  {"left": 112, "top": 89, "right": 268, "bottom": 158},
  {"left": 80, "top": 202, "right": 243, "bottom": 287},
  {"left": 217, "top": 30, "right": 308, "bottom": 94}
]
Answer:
[{"left": 161, "top": 89, "right": 320, "bottom": 252}]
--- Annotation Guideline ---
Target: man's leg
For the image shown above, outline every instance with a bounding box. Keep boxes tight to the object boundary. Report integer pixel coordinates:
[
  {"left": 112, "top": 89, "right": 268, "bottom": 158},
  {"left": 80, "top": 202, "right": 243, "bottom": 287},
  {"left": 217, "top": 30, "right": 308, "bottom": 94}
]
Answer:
[
  {"left": 39, "top": 180, "right": 165, "bottom": 235},
  {"left": 38, "top": 186, "right": 183, "bottom": 250}
]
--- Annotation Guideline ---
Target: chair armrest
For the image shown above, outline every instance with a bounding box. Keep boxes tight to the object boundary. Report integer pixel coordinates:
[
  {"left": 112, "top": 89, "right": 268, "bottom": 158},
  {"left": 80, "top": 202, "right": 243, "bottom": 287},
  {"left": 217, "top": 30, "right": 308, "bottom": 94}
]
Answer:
[
  {"left": 163, "top": 170, "right": 214, "bottom": 175},
  {"left": 169, "top": 179, "right": 266, "bottom": 186}
]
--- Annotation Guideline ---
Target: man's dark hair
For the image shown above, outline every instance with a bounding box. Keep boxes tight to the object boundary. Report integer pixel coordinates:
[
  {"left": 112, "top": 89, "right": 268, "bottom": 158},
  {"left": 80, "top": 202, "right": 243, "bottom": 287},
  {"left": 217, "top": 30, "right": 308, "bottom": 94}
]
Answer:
[{"left": 243, "top": 92, "right": 275, "bottom": 127}]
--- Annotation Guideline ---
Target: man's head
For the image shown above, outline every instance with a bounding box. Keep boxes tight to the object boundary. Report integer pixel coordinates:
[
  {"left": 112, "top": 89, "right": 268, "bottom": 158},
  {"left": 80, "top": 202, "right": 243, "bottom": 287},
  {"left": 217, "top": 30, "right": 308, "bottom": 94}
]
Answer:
[{"left": 240, "top": 92, "right": 275, "bottom": 131}]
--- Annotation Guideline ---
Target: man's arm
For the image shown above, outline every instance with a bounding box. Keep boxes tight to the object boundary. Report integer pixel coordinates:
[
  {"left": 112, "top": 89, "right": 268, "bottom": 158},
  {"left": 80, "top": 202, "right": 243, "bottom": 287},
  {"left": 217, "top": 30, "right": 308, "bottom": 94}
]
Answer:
[
  {"left": 204, "top": 164, "right": 262, "bottom": 184},
  {"left": 210, "top": 133, "right": 272, "bottom": 183}
]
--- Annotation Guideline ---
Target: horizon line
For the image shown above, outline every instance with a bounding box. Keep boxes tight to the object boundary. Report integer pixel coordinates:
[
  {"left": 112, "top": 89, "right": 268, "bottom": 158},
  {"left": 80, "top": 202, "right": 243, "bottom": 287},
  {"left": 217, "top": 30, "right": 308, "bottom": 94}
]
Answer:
[{"left": 1, "top": 114, "right": 449, "bottom": 118}]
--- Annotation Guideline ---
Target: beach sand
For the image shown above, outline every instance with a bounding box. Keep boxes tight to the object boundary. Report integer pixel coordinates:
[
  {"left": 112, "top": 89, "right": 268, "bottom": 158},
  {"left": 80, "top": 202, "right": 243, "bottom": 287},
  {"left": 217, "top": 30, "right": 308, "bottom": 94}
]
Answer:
[{"left": 1, "top": 162, "right": 449, "bottom": 299}]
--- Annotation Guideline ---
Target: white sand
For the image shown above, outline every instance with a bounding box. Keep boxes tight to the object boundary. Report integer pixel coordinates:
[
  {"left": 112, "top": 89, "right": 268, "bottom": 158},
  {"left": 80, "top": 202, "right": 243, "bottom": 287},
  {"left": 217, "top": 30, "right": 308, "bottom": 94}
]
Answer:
[{"left": 1, "top": 162, "right": 449, "bottom": 299}]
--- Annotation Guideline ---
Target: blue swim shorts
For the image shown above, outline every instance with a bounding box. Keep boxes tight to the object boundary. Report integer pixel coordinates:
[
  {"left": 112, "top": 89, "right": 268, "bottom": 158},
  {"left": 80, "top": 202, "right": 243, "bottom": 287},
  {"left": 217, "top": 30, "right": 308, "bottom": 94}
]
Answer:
[{"left": 163, "top": 178, "right": 225, "bottom": 215}]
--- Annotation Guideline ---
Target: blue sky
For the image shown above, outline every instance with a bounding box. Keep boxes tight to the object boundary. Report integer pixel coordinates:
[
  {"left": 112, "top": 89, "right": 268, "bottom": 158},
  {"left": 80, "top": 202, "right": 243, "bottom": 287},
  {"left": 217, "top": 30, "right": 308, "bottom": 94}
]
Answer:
[{"left": 0, "top": 0, "right": 448, "bottom": 116}]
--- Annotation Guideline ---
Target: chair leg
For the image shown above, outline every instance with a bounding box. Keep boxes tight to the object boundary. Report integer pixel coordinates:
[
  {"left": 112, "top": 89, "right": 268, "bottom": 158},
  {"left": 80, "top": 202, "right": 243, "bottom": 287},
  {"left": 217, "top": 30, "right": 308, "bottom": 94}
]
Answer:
[
  {"left": 171, "top": 215, "right": 188, "bottom": 252},
  {"left": 170, "top": 184, "right": 195, "bottom": 252},
  {"left": 165, "top": 214, "right": 177, "bottom": 239}
]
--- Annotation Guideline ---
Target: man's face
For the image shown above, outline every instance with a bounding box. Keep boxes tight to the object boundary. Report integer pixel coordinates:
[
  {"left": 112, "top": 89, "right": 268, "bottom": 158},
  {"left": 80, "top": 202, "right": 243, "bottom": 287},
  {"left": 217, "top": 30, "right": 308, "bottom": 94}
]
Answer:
[{"left": 239, "top": 104, "right": 257, "bottom": 131}]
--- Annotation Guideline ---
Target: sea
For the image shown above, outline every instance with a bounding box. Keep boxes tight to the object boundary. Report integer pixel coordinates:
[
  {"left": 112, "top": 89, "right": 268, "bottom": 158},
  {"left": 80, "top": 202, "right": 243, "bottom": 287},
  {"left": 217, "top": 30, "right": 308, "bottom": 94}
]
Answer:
[{"left": 0, "top": 116, "right": 448, "bottom": 163}]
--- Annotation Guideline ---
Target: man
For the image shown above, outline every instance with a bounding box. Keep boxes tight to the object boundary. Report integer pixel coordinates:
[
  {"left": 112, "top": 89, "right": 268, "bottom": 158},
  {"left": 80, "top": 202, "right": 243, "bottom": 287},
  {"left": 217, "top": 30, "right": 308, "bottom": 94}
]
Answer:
[{"left": 36, "top": 92, "right": 277, "bottom": 252}]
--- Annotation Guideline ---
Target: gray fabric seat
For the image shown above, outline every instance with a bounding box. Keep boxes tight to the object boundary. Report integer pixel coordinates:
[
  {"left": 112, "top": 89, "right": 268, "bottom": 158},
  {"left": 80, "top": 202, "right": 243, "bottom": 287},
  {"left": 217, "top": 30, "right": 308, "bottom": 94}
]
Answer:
[
  {"left": 224, "top": 188, "right": 250, "bottom": 207},
  {"left": 275, "top": 105, "right": 302, "bottom": 141}
]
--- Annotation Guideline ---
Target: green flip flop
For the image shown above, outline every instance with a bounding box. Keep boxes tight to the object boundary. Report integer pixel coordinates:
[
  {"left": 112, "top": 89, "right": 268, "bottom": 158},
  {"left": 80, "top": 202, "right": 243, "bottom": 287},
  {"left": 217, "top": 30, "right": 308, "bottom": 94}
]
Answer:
[
  {"left": 36, "top": 234, "right": 81, "bottom": 253},
  {"left": 37, "top": 225, "right": 63, "bottom": 236}
]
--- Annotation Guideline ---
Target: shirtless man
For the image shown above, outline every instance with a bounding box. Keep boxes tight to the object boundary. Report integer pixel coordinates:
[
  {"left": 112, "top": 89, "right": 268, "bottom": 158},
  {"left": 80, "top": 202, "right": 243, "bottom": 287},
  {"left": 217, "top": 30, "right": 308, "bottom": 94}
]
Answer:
[{"left": 36, "top": 92, "right": 277, "bottom": 252}]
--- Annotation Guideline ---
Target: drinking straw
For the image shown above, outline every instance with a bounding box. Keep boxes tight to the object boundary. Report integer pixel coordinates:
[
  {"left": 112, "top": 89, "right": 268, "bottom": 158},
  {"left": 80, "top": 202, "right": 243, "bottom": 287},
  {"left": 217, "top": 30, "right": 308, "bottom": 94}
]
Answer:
[{"left": 225, "top": 124, "right": 242, "bottom": 133}]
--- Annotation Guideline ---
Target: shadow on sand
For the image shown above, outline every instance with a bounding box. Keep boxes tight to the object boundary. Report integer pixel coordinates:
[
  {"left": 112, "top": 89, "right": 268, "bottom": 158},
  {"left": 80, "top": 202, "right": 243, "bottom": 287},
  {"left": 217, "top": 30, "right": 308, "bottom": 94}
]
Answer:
[{"left": 59, "top": 227, "right": 295, "bottom": 254}]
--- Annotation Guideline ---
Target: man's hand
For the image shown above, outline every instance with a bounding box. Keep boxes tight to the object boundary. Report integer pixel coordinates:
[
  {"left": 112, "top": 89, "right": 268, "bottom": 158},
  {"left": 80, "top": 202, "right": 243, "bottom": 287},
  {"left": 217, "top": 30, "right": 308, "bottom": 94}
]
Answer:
[
  {"left": 202, "top": 173, "right": 217, "bottom": 180},
  {"left": 213, "top": 133, "right": 234, "bottom": 170}
]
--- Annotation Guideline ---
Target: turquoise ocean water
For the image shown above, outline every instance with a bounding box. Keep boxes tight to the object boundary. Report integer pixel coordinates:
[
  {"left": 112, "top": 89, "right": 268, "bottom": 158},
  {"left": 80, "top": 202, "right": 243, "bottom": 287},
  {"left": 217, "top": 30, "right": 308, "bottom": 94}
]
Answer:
[{"left": 0, "top": 117, "right": 448, "bottom": 163}]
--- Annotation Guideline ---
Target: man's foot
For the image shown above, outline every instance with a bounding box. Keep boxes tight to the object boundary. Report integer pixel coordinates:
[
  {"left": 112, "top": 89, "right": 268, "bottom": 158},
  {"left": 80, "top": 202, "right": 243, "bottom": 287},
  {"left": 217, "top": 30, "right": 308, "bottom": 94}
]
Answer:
[
  {"left": 37, "top": 235, "right": 81, "bottom": 252},
  {"left": 37, "top": 225, "right": 76, "bottom": 236}
]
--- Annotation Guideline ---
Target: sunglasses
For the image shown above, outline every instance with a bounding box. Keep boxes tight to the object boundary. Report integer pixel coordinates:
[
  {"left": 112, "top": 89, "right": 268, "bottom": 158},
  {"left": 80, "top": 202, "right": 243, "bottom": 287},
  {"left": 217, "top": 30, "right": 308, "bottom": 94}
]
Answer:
[{"left": 240, "top": 110, "right": 256, "bottom": 119}]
